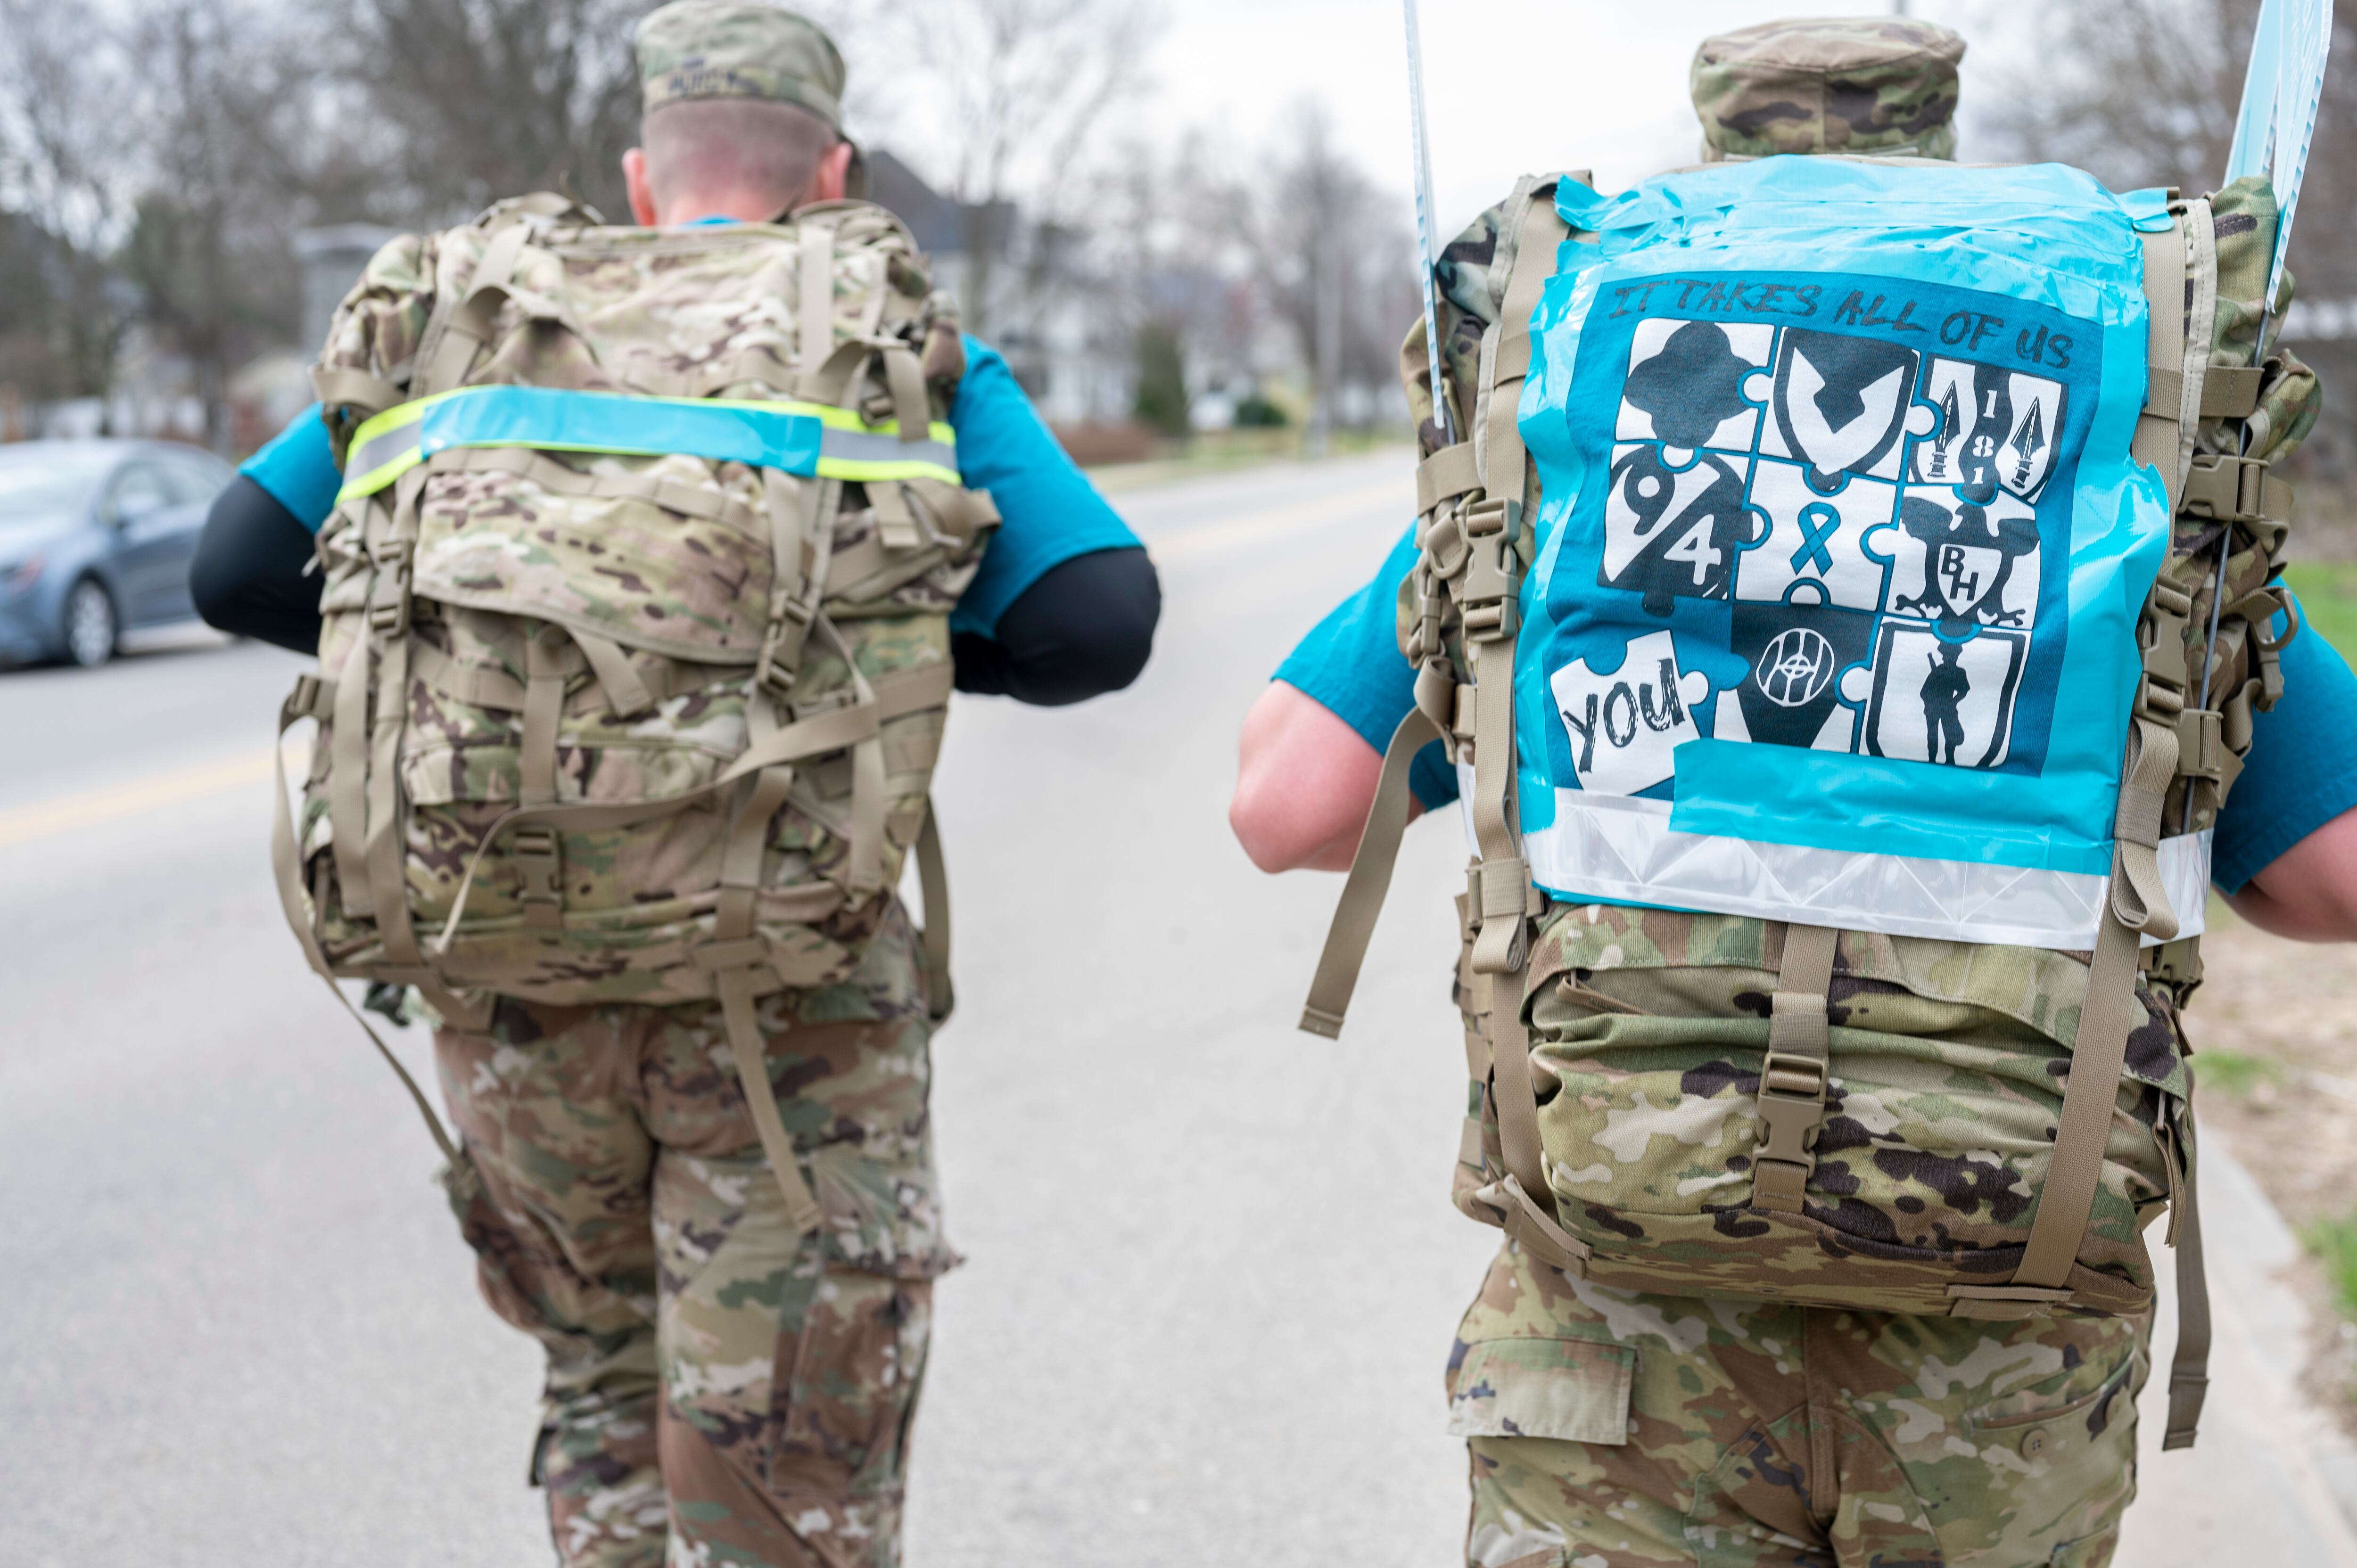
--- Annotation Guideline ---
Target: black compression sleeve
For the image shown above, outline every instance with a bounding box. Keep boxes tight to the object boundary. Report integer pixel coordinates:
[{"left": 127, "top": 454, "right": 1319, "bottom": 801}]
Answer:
[
  {"left": 191, "top": 476, "right": 324, "bottom": 654},
  {"left": 951, "top": 546, "right": 1160, "bottom": 706}
]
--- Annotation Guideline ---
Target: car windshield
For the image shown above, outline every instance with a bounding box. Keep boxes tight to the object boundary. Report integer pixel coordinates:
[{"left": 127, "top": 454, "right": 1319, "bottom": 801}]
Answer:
[{"left": 0, "top": 447, "right": 117, "bottom": 525}]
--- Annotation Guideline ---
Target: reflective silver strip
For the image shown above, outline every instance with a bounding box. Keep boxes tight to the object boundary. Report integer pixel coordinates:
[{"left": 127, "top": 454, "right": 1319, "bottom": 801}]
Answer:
[
  {"left": 348, "top": 423, "right": 420, "bottom": 481},
  {"left": 1503, "top": 780, "right": 2215, "bottom": 951},
  {"left": 818, "top": 427, "right": 958, "bottom": 472}
]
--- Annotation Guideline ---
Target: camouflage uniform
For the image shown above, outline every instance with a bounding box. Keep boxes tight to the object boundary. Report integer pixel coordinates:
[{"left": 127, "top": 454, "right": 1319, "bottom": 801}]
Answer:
[
  {"left": 437, "top": 901, "right": 954, "bottom": 1568},
  {"left": 1443, "top": 907, "right": 2161, "bottom": 1566},
  {"left": 1450, "top": 1241, "right": 2144, "bottom": 1568},
  {"left": 408, "top": 9, "right": 959, "bottom": 1565},
  {"left": 1425, "top": 23, "right": 2183, "bottom": 1565}
]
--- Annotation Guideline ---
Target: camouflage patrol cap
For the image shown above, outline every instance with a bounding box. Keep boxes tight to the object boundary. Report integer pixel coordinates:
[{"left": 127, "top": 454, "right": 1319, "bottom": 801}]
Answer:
[
  {"left": 636, "top": 0, "right": 846, "bottom": 131},
  {"left": 1691, "top": 16, "right": 1965, "bottom": 162}
]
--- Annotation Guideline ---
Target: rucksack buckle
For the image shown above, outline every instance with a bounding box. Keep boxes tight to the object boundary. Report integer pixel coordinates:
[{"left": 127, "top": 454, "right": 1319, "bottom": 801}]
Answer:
[
  {"left": 2182, "top": 452, "right": 2272, "bottom": 523},
  {"left": 754, "top": 614, "right": 812, "bottom": 698},
  {"left": 1460, "top": 535, "right": 1523, "bottom": 642},
  {"left": 2134, "top": 672, "right": 2185, "bottom": 722},
  {"left": 1753, "top": 1051, "right": 1828, "bottom": 1169},
  {"left": 1463, "top": 496, "right": 1520, "bottom": 538},
  {"left": 511, "top": 825, "right": 563, "bottom": 928},
  {"left": 365, "top": 560, "right": 413, "bottom": 636}
]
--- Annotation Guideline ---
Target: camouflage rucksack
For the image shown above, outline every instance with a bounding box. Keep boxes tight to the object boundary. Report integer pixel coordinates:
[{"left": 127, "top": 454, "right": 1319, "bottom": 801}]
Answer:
[
  {"left": 1302, "top": 20, "right": 2318, "bottom": 1453},
  {"left": 270, "top": 193, "right": 996, "bottom": 1231}
]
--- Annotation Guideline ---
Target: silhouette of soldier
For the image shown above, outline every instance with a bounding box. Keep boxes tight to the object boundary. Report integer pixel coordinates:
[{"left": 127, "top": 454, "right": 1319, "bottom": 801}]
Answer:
[{"left": 1922, "top": 640, "right": 1970, "bottom": 763}]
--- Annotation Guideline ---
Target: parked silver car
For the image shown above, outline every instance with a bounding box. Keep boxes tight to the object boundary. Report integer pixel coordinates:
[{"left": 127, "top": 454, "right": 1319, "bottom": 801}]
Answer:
[{"left": 0, "top": 439, "right": 233, "bottom": 668}]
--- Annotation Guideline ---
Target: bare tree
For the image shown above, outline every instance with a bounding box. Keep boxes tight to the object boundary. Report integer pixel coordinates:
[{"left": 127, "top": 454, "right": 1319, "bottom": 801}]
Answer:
[
  {"left": 1977, "top": 0, "right": 2357, "bottom": 468},
  {"left": 118, "top": 0, "right": 312, "bottom": 447},
  {"left": 0, "top": 0, "right": 138, "bottom": 407},
  {"left": 337, "top": 0, "right": 656, "bottom": 224},
  {"left": 886, "top": 0, "right": 1163, "bottom": 339},
  {"left": 1228, "top": 103, "right": 1417, "bottom": 441}
]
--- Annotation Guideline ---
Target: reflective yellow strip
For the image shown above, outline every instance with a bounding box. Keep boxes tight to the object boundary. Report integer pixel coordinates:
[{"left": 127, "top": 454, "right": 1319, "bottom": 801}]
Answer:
[
  {"left": 338, "top": 394, "right": 450, "bottom": 500},
  {"left": 814, "top": 425, "right": 961, "bottom": 485}
]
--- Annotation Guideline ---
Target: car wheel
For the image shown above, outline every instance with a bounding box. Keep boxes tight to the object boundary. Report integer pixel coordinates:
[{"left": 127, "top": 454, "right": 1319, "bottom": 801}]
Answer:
[{"left": 62, "top": 577, "right": 118, "bottom": 668}]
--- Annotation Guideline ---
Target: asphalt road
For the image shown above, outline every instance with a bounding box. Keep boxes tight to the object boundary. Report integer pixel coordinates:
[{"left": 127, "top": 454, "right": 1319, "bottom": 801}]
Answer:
[{"left": 2, "top": 450, "right": 2349, "bottom": 1566}]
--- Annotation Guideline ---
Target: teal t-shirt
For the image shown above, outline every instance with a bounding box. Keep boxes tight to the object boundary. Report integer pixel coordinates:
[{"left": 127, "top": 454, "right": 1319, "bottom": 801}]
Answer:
[
  {"left": 240, "top": 336, "right": 1136, "bottom": 638},
  {"left": 1277, "top": 523, "right": 2357, "bottom": 895}
]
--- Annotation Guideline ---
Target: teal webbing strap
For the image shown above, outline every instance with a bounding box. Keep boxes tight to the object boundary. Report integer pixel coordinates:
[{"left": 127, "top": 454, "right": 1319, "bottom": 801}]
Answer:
[{"left": 335, "top": 385, "right": 959, "bottom": 502}]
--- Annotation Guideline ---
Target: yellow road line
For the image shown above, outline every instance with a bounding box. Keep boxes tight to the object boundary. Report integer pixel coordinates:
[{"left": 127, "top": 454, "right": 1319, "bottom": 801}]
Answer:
[{"left": 0, "top": 743, "right": 297, "bottom": 850}]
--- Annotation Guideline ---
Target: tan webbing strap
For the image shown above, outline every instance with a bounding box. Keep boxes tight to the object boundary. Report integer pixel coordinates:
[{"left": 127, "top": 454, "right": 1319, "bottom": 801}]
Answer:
[
  {"left": 420, "top": 222, "right": 532, "bottom": 396},
  {"left": 1749, "top": 923, "right": 1839, "bottom": 1213},
  {"left": 711, "top": 966, "right": 826, "bottom": 1234},
  {"left": 427, "top": 696, "right": 881, "bottom": 954},
  {"left": 2163, "top": 1155, "right": 2210, "bottom": 1449},
  {"left": 519, "top": 627, "right": 568, "bottom": 808},
  {"left": 2131, "top": 213, "right": 2192, "bottom": 516},
  {"left": 2143, "top": 364, "right": 2259, "bottom": 420},
  {"left": 798, "top": 337, "right": 879, "bottom": 411},
  {"left": 754, "top": 469, "right": 833, "bottom": 694},
  {"left": 1952, "top": 722, "right": 2182, "bottom": 1316},
  {"left": 846, "top": 730, "right": 889, "bottom": 894},
  {"left": 884, "top": 345, "right": 929, "bottom": 444},
  {"left": 569, "top": 628, "right": 655, "bottom": 719},
  {"left": 268, "top": 677, "right": 465, "bottom": 1172},
  {"left": 362, "top": 631, "right": 422, "bottom": 964},
  {"left": 716, "top": 763, "right": 795, "bottom": 939},
  {"left": 1483, "top": 963, "right": 1593, "bottom": 1274},
  {"left": 310, "top": 367, "right": 405, "bottom": 421},
  {"left": 794, "top": 617, "right": 889, "bottom": 897},
  {"left": 514, "top": 624, "right": 571, "bottom": 928},
  {"left": 915, "top": 800, "right": 954, "bottom": 1022},
  {"left": 1299, "top": 703, "right": 1446, "bottom": 1037},
  {"left": 873, "top": 659, "right": 956, "bottom": 722},
  {"left": 1466, "top": 179, "right": 1569, "bottom": 979},
  {"left": 796, "top": 220, "right": 841, "bottom": 401},
  {"left": 328, "top": 630, "right": 374, "bottom": 917},
  {"left": 1416, "top": 443, "right": 1481, "bottom": 515},
  {"left": 869, "top": 479, "right": 924, "bottom": 552},
  {"left": 2179, "top": 200, "right": 2220, "bottom": 490}
]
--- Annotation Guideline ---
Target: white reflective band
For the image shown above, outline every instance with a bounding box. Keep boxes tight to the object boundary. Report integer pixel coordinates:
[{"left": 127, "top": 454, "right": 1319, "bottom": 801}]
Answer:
[{"left": 1483, "top": 776, "right": 2214, "bottom": 950}]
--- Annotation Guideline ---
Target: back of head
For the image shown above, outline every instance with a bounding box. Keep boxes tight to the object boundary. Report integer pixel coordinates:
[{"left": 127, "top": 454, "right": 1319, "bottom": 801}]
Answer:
[
  {"left": 1690, "top": 16, "right": 1964, "bottom": 162},
  {"left": 635, "top": 0, "right": 847, "bottom": 217},
  {"left": 642, "top": 96, "right": 839, "bottom": 216}
]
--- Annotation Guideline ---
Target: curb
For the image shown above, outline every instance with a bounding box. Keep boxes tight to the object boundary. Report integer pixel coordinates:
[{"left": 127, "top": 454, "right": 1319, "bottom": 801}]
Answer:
[{"left": 2123, "top": 1131, "right": 2357, "bottom": 1565}]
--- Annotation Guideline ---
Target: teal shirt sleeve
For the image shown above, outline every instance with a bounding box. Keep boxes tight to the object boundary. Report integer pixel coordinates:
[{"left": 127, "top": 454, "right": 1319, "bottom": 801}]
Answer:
[
  {"left": 1273, "top": 523, "right": 1458, "bottom": 808},
  {"left": 2210, "top": 603, "right": 2357, "bottom": 893},
  {"left": 239, "top": 337, "right": 1142, "bottom": 633},
  {"left": 238, "top": 404, "right": 342, "bottom": 532},
  {"left": 946, "top": 336, "right": 1140, "bottom": 637}
]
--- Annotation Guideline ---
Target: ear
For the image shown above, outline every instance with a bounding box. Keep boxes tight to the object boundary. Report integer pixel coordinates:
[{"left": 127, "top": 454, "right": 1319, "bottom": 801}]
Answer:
[
  {"left": 623, "top": 148, "right": 659, "bottom": 226},
  {"left": 809, "top": 140, "right": 856, "bottom": 205}
]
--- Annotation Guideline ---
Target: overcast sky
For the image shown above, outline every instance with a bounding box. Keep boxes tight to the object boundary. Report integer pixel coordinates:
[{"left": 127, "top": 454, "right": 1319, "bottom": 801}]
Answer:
[{"left": 1134, "top": 0, "right": 2011, "bottom": 233}]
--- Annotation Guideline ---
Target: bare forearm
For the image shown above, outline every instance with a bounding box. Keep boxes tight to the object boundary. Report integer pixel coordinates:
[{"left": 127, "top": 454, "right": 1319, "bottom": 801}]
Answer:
[
  {"left": 1229, "top": 682, "right": 1416, "bottom": 873},
  {"left": 2223, "top": 805, "right": 2357, "bottom": 942}
]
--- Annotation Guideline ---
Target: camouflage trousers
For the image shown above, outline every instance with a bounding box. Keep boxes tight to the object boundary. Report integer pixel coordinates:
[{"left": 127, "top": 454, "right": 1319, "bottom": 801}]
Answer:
[
  {"left": 432, "top": 905, "right": 958, "bottom": 1568},
  {"left": 1449, "top": 1240, "right": 2147, "bottom": 1568}
]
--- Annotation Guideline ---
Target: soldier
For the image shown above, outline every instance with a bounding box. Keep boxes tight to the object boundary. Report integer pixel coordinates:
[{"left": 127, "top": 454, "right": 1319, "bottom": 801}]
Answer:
[
  {"left": 1233, "top": 18, "right": 2357, "bottom": 1567},
  {"left": 193, "top": 5, "right": 1158, "bottom": 1564}
]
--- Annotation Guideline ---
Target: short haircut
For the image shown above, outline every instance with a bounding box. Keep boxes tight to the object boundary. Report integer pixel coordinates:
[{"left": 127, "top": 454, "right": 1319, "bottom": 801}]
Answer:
[{"left": 642, "top": 97, "right": 840, "bottom": 216}]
